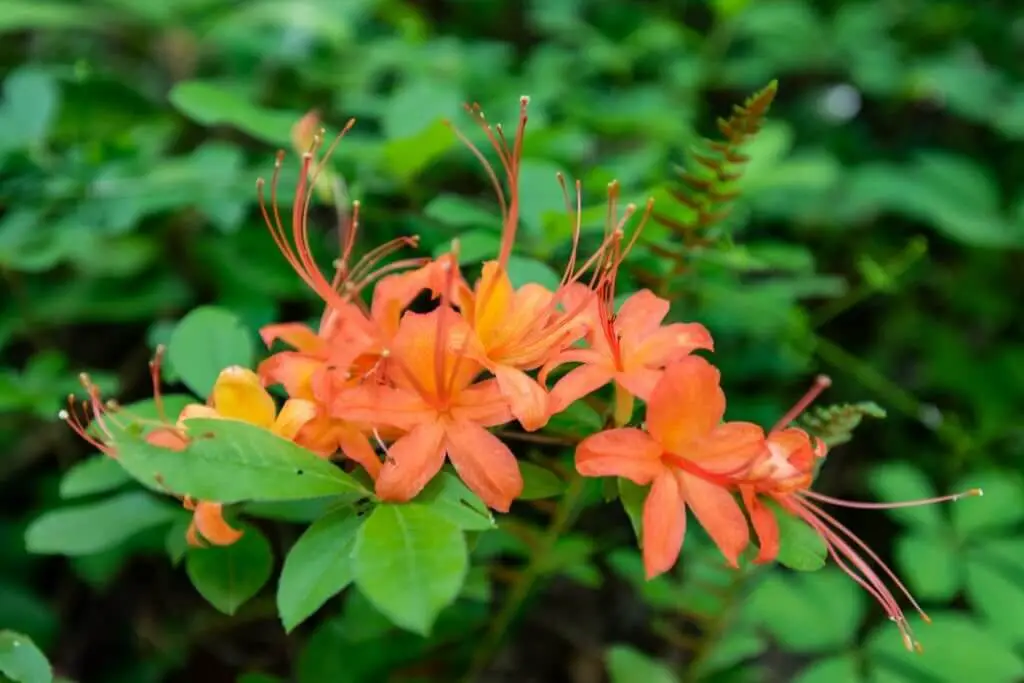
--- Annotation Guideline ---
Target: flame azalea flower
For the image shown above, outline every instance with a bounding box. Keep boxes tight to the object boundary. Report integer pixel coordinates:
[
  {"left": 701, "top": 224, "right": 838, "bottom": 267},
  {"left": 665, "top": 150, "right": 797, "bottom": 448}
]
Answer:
[
  {"left": 447, "top": 103, "right": 643, "bottom": 430},
  {"left": 538, "top": 184, "right": 713, "bottom": 425},
  {"left": 332, "top": 307, "right": 520, "bottom": 512},
  {"left": 543, "top": 285, "right": 714, "bottom": 426},
  {"left": 733, "top": 376, "right": 983, "bottom": 652},
  {"left": 575, "top": 356, "right": 767, "bottom": 577}
]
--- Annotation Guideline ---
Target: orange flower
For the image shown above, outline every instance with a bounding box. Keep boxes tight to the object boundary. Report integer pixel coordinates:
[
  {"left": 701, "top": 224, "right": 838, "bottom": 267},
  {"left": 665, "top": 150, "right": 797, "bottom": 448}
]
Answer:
[
  {"left": 172, "top": 366, "right": 318, "bottom": 546},
  {"left": 575, "top": 357, "right": 767, "bottom": 577},
  {"left": 544, "top": 286, "right": 714, "bottom": 425},
  {"left": 332, "top": 307, "right": 520, "bottom": 511},
  {"left": 733, "top": 376, "right": 982, "bottom": 652}
]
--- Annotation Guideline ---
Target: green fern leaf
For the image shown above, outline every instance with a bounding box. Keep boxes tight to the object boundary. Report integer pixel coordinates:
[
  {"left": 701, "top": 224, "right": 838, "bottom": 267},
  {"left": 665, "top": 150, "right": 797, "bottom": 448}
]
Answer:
[{"left": 797, "top": 401, "right": 887, "bottom": 447}]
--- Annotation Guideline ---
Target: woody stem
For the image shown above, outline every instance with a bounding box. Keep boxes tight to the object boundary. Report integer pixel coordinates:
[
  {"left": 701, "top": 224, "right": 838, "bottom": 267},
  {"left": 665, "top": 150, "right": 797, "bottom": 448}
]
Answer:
[{"left": 462, "top": 471, "right": 588, "bottom": 682}]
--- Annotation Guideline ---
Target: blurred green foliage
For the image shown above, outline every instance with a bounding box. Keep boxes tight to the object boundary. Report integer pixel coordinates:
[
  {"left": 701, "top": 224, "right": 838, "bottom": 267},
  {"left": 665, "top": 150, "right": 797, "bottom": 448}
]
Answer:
[{"left": 2, "top": 0, "right": 1023, "bottom": 682}]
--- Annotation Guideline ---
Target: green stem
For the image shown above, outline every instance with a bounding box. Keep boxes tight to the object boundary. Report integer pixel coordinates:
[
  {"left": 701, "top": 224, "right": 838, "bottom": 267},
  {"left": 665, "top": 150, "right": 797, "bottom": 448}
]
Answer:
[{"left": 462, "top": 472, "right": 588, "bottom": 682}]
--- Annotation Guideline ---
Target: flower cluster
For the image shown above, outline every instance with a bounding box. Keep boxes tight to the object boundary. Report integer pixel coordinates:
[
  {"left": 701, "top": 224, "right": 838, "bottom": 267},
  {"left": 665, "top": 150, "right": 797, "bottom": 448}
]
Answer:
[{"left": 62, "top": 98, "right": 979, "bottom": 651}]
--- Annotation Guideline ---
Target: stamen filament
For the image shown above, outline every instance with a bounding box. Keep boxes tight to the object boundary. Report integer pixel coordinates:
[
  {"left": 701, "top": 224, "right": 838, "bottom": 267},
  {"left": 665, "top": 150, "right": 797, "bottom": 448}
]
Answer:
[{"left": 771, "top": 374, "right": 832, "bottom": 432}]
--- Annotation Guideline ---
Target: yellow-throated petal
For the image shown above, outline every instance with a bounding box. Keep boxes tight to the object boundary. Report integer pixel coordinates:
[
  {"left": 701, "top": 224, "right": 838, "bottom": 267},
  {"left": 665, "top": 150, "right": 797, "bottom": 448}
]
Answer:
[{"left": 211, "top": 366, "right": 277, "bottom": 428}]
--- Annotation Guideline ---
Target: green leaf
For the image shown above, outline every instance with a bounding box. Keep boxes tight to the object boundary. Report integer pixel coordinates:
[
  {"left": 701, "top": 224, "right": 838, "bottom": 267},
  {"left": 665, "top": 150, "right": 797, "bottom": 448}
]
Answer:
[
  {"left": 965, "top": 540, "right": 1024, "bottom": 643},
  {"left": 792, "top": 655, "right": 861, "bottom": 683},
  {"left": 413, "top": 472, "right": 495, "bottom": 531},
  {"left": 745, "top": 570, "right": 864, "bottom": 652},
  {"left": 618, "top": 478, "right": 647, "bottom": 544},
  {"left": 868, "top": 463, "right": 944, "bottom": 530},
  {"left": 25, "top": 491, "right": 181, "bottom": 556},
  {"left": 605, "top": 645, "right": 677, "bottom": 683},
  {"left": 352, "top": 504, "right": 468, "bottom": 635},
  {"left": 431, "top": 228, "right": 501, "bottom": 265},
  {"left": 381, "top": 119, "right": 457, "bottom": 184},
  {"left": 114, "top": 418, "right": 370, "bottom": 504},
  {"left": 277, "top": 508, "right": 366, "bottom": 632},
  {"left": 695, "top": 629, "right": 765, "bottom": 676},
  {"left": 0, "top": 631, "right": 52, "bottom": 683},
  {"left": 773, "top": 502, "right": 828, "bottom": 572},
  {"left": 952, "top": 470, "right": 1023, "bottom": 537},
  {"left": 867, "top": 612, "right": 1024, "bottom": 681},
  {"left": 58, "top": 456, "right": 132, "bottom": 499},
  {"left": 895, "top": 533, "right": 961, "bottom": 601},
  {"left": 0, "top": 2, "right": 106, "bottom": 33},
  {"left": 168, "top": 81, "right": 298, "bottom": 146},
  {"left": 505, "top": 255, "right": 562, "bottom": 290},
  {"left": 186, "top": 526, "right": 274, "bottom": 615},
  {"left": 518, "top": 462, "right": 566, "bottom": 500},
  {"left": 0, "top": 66, "right": 59, "bottom": 151},
  {"left": 166, "top": 306, "right": 255, "bottom": 399},
  {"left": 424, "top": 194, "right": 499, "bottom": 231}
]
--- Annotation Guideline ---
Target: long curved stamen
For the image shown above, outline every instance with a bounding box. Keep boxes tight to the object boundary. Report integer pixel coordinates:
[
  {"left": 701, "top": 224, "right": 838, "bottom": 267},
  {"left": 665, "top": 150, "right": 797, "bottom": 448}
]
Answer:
[
  {"left": 444, "top": 96, "right": 529, "bottom": 270},
  {"left": 343, "top": 236, "right": 421, "bottom": 293},
  {"left": 795, "top": 496, "right": 931, "bottom": 644},
  {"left": 771, "top": 375, "right": 832, "bottom": 432},
  {"left": 256, "top": 120, "right": 357, "bottom": 313},
  {"left": 60, "top": 397, "right": 111, "bottom": 455},
  {"left": 804, "top": 488, "right": 983, "bottom": 509},
  {"left": 792, "top": 502, "right": 921, "bottom": 652}
]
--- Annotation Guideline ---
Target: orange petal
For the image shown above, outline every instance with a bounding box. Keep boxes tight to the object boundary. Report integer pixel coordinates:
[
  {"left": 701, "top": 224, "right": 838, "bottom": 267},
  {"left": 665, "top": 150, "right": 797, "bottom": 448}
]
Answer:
[
  {"left": 450, "top": 379, "right": 514, "bottom": 428},
  {"left": 186, "top": 520, "right": 205, "bottom": 547},
  {"left": 390, "top": 309, "right": 481, "bottom": 398},
  {"left": 646, "top": 357, "right": 724, "bottom": 455},
  {"left": 259, "top": 323, "right": 325, "bottom": 353},
  {"left": 271, "top": 398, "right": 318, "bottom": 441},
  {"left": 338, "top": 426, "right": 382, "bottom": 479},
  {"left": 616, "top": 289, "right": 670, "bottom": 336},
  {"left": 742, "top": 487, "right": 779, "bottom": 564},
  {"left": 375, "top": 422, "right": 447, "bottom": 503},
  {"left": 547, "top": 362, "right": 613, "bottom": 414},
  {"left": 576, "top": 428, "right": 663, "bottom": 485},
  {"left": 768, "top": 427, "right": 819, "bottom": 472},
  {"left": 630, "top": 322, "right": 714, "bottom": 367},
  {"left": 193, "top": 501, "right": 244, "bottom": 546},
  {"left": 471, "top": 261, "right": 515, "bottom": 340},
  {"left": 615, "top": 367, "right": 663, "bottom": 401},
  {"left": 690, "top": 422, "right": 766, "bottom": 470},
  {"left": 257, "top": 352, "right": 322, "bottom": 400},
  {"left": 493, "top": 365, "right": 549, "bottom": 432},
  {"left": 210, "top": 366, "right": 277, "bottom": 429},
  {"left": 642, "top": 469, "right": 687, "bottom": 579},
  {"left": 330, "top": 385, "right": 432, "bottom": 432},
  {"left": 444, "top": 419, "right": 523, "bottom": 512},
  {"left": 679, "top": 473, "right": 749, "bottom": 567}
]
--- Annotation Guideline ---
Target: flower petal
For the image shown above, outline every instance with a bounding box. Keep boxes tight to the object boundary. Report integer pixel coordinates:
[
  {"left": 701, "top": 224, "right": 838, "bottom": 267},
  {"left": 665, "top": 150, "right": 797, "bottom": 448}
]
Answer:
[
  {"left": 547, "top": 363, "right": 613, "bottom": 414},
  {"left": 450, "top": 379, "right": 514, "bottom": 427},
  {"left": 271, "top": 398, "right": 318, "bottom": 441},
  {"left": 630, "top": 322, "right": 714, "bottom": 367},
  {"left": 576, "top": 428, "right": 663, "bottom": 485},
  {"left": 616, "top": 289, "right": 670, "bottom": 336},
  {"left": 642, "top": 470, "right": 687, "bottom": 579},
  {"left": 742, "top": 487, "right": 779, "bottom": 564},
  {"left": 258, "top": 352, "right": 322, "bottom": 400},
  {"left": 690, "top": 422, "right": 766, "bottom": 471},
  {"left": 375, "top": 422, "right": 447, "bottom": 502},
  {"left": 177, "top": 404, "right": 219, "bottom": 426},
  {"left": 259, "top": 323, "right": 325, "bottom": 353},
  {"left": 210, "top": 366, "right": 277, "bottom": 429},
  {"left": 338, "top": 426, "right": 382, "bottom": 479},
  {"left": 646, "top": 357, "right": 725, "bottom": 454},
  {"left": 679, "top": 473, "right": 749, "bottom": 567},
  {"left": 444, "top": 420, "right": 523, "bottom": 512},
  {"left": 193, "top": 501, "right": 244, "bottom": 546},
  {"left": 615, "top": 367, "right": 663, "bottom": 401},
  {"left": 493, "top": 365, "right": 549, "bottom": 432},
  {"left": 331, "top": 385, "right": 432, "bottom": 432}
]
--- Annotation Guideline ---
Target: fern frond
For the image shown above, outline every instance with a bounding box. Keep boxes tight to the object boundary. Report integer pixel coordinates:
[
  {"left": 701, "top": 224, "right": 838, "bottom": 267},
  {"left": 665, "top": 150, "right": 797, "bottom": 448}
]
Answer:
[
  {"left": 798, "top": 401, "right": 887, "bottom": 447},
  {"left": 653, "top": 80, "right": 778, "bottom": 251}
]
